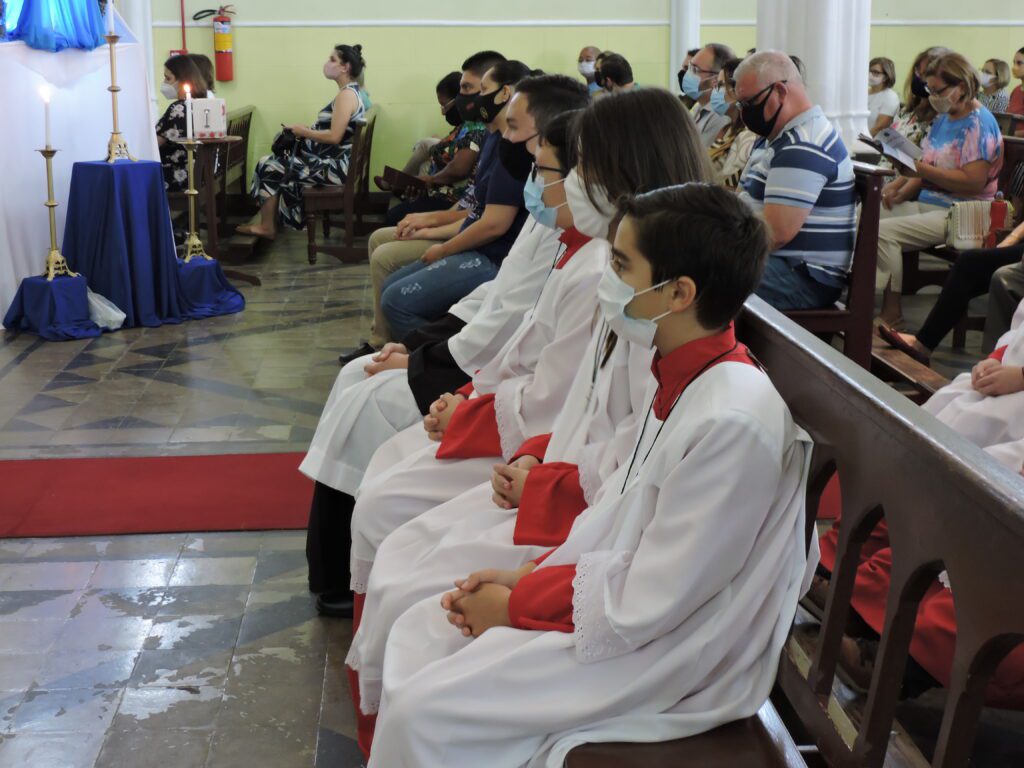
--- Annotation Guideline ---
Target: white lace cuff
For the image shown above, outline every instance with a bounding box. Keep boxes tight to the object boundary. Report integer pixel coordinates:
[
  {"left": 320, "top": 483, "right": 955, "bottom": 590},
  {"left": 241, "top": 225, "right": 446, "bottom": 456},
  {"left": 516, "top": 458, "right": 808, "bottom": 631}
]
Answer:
[
  {"left": 571, "top": 550, "right": 633, "bottom": 664},
  {"left": 495, "top": 379, "right": 526, "bottom": 462},
  {"left": 576, "top": 443, "right": 604, "bottom": 506},
  {"left": 350, "top": 555, "right": 373, "bottom": 594}
]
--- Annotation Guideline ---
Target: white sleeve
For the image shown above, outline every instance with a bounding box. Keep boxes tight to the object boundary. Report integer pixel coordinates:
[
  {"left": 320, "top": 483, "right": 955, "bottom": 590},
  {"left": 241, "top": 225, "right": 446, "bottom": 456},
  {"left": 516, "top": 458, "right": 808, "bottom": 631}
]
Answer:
[
  {"left": 880, "top": 89, "right": 900, "bottom": 117},
  {"left": 571, "top": 412, "right": 788, "bottom": 664},
  {"left": 984, "top": 437, "right": 1024, "bottom": 475}
]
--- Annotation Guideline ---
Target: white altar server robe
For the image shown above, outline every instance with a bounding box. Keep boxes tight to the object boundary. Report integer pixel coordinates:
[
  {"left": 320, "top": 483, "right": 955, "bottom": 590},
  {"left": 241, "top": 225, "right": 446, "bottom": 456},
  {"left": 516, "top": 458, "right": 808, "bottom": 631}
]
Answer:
[
  {"left": 298, "top": 219, "right": 560, "bottom": 494},
  {"left": 348, "top": 237, "right": 608, "bottom": 592},
  {"left": 370, "top": 361, "right": 813, "bottom": 768},
  {"left": 346, "top": 326, "right": 652, "bottom": 713}
]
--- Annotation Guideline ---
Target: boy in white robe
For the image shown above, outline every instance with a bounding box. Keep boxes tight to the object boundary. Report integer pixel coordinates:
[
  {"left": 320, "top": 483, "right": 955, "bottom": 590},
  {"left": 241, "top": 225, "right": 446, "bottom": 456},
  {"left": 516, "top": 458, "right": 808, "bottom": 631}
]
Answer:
[
  {"left": 368, "top": 183, "right": 815, "bottom": 768},
  {"left": 300, "top": 76, "right": 592, "bottom": 609}
]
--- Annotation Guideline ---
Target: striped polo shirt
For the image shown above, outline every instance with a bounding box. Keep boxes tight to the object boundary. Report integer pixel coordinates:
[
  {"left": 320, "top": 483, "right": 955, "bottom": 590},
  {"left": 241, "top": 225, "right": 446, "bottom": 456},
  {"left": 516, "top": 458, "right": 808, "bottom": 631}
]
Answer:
[{"left": 738, "top": 106, "right": 856, "bottom": 288}]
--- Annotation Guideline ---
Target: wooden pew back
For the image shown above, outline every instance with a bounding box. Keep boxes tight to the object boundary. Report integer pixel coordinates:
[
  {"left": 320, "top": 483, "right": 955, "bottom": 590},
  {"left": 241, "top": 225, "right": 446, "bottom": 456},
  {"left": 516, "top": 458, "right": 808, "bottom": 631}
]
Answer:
[{"left": 739, "top": 297, "right": 1024, "bottom": 768}]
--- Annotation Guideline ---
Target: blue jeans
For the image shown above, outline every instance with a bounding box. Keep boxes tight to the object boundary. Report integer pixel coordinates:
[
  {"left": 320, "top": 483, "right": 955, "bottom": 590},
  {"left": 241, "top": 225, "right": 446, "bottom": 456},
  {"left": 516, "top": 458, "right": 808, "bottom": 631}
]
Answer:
[
  {"left": 381, "top": 250, "right": 499, "bottom": 342},
  {"left": 755, "top": 256, "right": 842, "bottom": 311}
]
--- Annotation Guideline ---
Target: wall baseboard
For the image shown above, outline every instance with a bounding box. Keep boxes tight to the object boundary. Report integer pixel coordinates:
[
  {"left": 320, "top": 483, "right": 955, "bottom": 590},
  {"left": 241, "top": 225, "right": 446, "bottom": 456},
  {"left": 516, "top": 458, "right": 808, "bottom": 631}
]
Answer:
[{"left": 152, "top": 18, "right": 1024, "bottom": 29}]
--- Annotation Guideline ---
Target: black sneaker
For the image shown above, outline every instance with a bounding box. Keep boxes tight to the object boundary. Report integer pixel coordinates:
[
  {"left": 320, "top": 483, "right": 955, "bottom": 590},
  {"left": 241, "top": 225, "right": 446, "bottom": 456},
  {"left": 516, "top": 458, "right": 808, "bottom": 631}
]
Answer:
[
  {"left": 338, "top": 342, "right": 377, "bottom": 366},
  {"left": 316, "top": 591, "right": 354, "bottom": 618}
]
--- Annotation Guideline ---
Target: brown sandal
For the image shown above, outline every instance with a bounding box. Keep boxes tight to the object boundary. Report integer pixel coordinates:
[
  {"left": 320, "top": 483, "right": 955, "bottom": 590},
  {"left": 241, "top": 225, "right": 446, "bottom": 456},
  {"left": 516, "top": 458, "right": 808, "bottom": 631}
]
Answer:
[{"left": 877, "top": 324, "right": 930, "bottom": 365}]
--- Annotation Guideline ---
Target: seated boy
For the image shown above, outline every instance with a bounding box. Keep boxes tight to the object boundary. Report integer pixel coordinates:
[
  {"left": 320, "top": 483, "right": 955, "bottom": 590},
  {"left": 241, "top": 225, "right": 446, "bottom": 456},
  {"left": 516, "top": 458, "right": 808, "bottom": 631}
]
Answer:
[{"left": 366, "top": 183, "right": 816, "bottom": 766}]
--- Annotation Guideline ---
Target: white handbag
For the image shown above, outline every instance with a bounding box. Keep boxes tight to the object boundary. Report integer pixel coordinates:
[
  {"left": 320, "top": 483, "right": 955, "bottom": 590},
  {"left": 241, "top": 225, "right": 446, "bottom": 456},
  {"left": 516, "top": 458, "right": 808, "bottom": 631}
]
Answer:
[{"left": 944, "top": 201, "right": 992, "bottom": 251}]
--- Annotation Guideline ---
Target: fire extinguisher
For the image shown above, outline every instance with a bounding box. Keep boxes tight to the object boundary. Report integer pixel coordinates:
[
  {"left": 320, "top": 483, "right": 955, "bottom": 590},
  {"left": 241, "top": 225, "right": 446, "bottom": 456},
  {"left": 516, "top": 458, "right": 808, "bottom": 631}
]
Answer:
[{"left": 193, "top": 5, "right": 235, "bottom": 82}]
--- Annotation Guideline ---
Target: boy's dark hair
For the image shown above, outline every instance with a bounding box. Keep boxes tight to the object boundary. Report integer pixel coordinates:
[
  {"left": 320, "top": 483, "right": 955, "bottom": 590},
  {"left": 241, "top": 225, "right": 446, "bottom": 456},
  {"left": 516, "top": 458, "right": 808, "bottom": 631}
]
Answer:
[
  {"left": 705, "top": 43, "right": 735, "bottom": 70},
  {"left": 618, "top": 183, "right": 770, "bottom": 329},
  {"left": 334, "top": 44, "right": 365, "bottom": 78},
  {"left": 600, "top": 53, "right": 633, "bottom": 86},
  {"left": 513, "top": 75, "right": 590, "bottom": 135},
  {"left": 164, "top": 54, "right": 208, "bottom": 97},
  {"left": 462, "top": 50, "right": 507, "bottom": 77},
  {"left": 538, "top": 109, "right": 578, "bottom": 172},
  {"left": 486, "top": 59, "right": 532, "bottom": 89},
  {"left": 436, "top": 71, "right": 462, "bottom": 101},
  {"left": 572, "top": 88, "right": 713, "bottom": 209}
]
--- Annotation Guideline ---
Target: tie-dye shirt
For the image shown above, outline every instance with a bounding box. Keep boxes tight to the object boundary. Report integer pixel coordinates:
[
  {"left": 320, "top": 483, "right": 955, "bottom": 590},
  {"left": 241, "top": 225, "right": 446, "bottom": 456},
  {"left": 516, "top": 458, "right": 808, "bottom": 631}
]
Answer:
[{"left": 918, "top": 107, "right": 1003, "bottom": 207}]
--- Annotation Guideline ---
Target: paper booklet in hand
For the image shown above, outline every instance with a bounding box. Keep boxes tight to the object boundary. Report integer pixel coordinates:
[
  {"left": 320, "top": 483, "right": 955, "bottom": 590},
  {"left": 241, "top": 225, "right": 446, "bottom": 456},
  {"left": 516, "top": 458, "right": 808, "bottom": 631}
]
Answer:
[{"left": 859, "top": 127, "right": 923, "bottom": 171}]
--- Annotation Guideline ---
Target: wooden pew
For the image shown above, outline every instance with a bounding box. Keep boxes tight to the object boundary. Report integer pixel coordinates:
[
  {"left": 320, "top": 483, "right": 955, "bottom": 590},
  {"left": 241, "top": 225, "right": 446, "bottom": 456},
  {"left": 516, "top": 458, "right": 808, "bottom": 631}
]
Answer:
[
  {"left": 566, "top": 297, "right": 1024, "bottom": 767},
  {"left": 994, "top": 112, "right": 1022, "bottom": 138},
  {"left": 784, "top": 162, "right": 894, "bottom": 369},
  {"left": 302, "top": 108, "right": 379, "bottom": 264},
  {"left": 222, "top": 105, "right": 255, "bottom": 212}
]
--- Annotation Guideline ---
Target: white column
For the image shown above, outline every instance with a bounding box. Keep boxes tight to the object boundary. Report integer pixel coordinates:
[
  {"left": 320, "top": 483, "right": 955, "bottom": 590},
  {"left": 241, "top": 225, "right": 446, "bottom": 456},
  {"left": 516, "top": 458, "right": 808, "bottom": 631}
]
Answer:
[
  {"left": 668, "top": 0, "right": 701, "bottom": 89},
  {"left": 117, "top": 0, "right": 156, "bottom": 125},
  {"left": 755, "top": 0, "right": 872, "bottom": 149}
]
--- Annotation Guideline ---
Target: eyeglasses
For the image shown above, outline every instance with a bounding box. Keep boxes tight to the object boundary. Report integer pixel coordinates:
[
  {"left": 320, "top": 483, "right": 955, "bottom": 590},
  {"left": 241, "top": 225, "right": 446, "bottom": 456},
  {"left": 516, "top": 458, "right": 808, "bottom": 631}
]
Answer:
[
  {"left": 688, "top": 62, "right": 720, "bottom": 78},
  {"left": 531, "top": 164, "right": 566, "bottom": 183},
  {"left": 925, "top": 82, "right": 957, "bottom": 96},
  {"left": 735, "top": 80, "right": 787, "bottom": 110},
  {"left": 441, "top": 98, "right": 455, "bottom": 112}
]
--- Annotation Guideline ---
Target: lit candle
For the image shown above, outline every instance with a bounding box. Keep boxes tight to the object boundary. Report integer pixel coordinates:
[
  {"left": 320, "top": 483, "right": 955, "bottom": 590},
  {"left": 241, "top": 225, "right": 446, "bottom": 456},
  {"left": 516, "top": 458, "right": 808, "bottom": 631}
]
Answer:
[
  {"left": 107, "top": 1, "right": 115, "bottom": 35},
  {"left": 39, "top": 85, "right": 51, "bottom": 149},
  {"left": 184, "top": 84, "right": 193, "bottom": 139}
]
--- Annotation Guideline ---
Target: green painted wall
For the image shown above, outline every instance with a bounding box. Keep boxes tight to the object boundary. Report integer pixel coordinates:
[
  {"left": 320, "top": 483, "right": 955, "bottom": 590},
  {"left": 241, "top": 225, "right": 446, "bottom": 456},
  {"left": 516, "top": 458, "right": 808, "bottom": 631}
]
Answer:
[{"left": 147, "top": 0, "right": 1024, "bottom": 182}]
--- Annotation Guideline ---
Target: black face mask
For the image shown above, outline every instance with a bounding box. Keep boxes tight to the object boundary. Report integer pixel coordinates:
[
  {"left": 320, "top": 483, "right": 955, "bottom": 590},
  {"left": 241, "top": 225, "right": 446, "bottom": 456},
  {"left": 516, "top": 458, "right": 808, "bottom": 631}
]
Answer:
[
  {"left": 443, "top": 103, "right": 461, "bottom": 128},
  {"left": 677, "top": 70, "right": 686, "bottom": 95},
  {"left": 454, "top": 92, "right": 477, "bottom": 123},
  {"left": 474, "top": 87, "right": 508, "bottom": 124},
  {"left": 740, "top": 82, "right": 784, "bottom": 138},
  {"left": 496, "top": 136, "right": 535, "bottom": 182},
  {"left": 911, "top": 72, "right": 929, "bottom": 99}
]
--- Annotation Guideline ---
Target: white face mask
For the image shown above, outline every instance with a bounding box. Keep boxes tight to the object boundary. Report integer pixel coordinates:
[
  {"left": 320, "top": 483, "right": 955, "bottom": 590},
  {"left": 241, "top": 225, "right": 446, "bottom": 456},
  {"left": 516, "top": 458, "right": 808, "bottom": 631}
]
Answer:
[
  {"left": 868, "top": 73, "right": 884, "bottom": 88},
  {"left": 578, "top": 60, "right": 596, "bottom": 77},
  {"left": 979, "top": 71, "right": 995, "bottom": 88},
  {"left": 597, "top": 262, "right": 671, "bottom": 348},
  {"left": 564, "top": 168, "right": 614, "bottom": 239},
  {"left": 160, "top": 81, "right": 179, "bottom": 100}
]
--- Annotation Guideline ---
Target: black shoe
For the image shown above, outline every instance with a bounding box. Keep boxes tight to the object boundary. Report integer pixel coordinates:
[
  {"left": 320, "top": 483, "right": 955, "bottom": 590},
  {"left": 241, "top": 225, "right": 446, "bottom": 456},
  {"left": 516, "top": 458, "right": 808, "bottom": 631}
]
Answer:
[
  {"left": 317, "top": 591, "right": 354, "bottom": 618},
  {"left": 338, "top": 342, "right": 377, "bottom": 366}
]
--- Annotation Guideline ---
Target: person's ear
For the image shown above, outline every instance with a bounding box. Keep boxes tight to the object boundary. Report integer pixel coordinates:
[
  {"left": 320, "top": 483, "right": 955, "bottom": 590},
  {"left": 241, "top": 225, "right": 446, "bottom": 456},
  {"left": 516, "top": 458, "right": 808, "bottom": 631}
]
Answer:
[{"left": 668, "top": 276, "right": 698, "bottom": 314}]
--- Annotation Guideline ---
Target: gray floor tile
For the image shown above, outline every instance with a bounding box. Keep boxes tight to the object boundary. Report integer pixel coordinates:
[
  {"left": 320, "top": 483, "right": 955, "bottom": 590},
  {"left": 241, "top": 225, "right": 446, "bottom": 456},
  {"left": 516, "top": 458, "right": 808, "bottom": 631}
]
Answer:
[
  {"left": 0, "top": 562, "right": 96, "bottom": 591},
  {"left": 157, "top": 586, "right": 250, "bottom": 618},
  {"left": 130, "top": 648, "right": 232, "bottom": 689},
  {"left": 206, "top": 723, "right": 316, "bottom": 768},
  {"left": 95, "top": 726, "right": 214, "bottom": 767},
  {"left": 0, "top": 590, "right": 82, "bottom": 620},
  {"left": 216, "top": 681, "right": 322, "bottom": 732},
  {"left": 34, "top": 650, "right": 140, "bottom": 690},
  {"left": 169, "top": 557, "right": 257, "bottom": 587},
  {"left": 0, "top": 654, "right": 46, "bottom": 692},
  {"left": 183, "top": 533, "right": 264, "bottom": 557},
  {"left": 111, "top": 685, "right": 224, "bottom": 731},
  {"left": 54, "top": 616, "right": 154, "bottom": 652},
  {"left": 89, "top": 559, "right": 177, "bottom": 589},
  {"left": 0, "top": 618, "right": 65, "bottom": 653},
  {"left": 70, "top": 587, "right": 168, "bottom": 621},
  {"left": 8, "top": 688, "right": 123, "bottom": 733},
  {"left": 0, "top": 730, "right": 106, "bottom": 767},
  {"left": 144, "top": 615, "right": 243, "bottom": 653}
]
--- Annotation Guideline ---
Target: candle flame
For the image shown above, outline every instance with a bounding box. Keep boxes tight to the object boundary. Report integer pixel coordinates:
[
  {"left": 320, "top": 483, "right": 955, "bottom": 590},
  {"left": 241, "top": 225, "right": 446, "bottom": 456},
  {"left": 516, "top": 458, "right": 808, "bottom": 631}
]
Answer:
[
  {"left": 183, "top": 84, "right": 191, "bottom": 95},
  {"left": 39, "top": 85, "right": 51, "bottom": 103}
]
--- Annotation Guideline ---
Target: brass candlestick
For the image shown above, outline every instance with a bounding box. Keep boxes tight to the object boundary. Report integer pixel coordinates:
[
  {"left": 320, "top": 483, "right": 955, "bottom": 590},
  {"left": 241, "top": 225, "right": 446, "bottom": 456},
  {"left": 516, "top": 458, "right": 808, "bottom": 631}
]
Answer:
[
  {"left": 176, "top": 138, "right": 212, "bottom": 262},
  {"left": 38, "top": 148, "right": 78, "bottom": 281},
  {"left": 104, "top": 33, "right": 136, "bottom": 162}
]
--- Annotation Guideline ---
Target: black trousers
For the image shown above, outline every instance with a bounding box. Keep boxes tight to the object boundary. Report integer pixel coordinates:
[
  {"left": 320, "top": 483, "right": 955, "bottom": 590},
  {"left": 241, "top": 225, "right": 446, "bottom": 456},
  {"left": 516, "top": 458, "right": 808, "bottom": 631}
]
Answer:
[
  {"left": 915, "top": 243, "right": 1024, "bottom": 350},
  {"left": 305, "top": 481, "right": 355, "bottom": 595}
]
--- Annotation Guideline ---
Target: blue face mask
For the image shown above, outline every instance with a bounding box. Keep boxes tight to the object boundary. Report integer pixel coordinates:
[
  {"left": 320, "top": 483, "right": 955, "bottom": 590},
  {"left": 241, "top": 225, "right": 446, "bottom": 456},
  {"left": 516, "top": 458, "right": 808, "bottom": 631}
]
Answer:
[
  {"left": 680, "top": 69, "right": 705, "bottom": 101},
  {"left": 523, "top": 168, "right": 567, "bottom": 230},
  {"left": 709, "top": 86, "right": 730, "bottom": 116}
]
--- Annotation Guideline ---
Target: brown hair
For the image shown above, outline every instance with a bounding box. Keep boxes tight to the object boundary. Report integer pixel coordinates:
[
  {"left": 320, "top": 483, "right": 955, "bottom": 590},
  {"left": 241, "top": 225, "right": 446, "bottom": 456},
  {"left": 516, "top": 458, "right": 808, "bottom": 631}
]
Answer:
[
  {"left": 903, "top": 46, "right": 950, "bottom": 113},
  {"left": 985, "top": 58, "right": 1011, "bottom": 91},
  {"left": 164, "top": 54, "right": 208, "bottom": 97},
  {"left": 926, "top": 52, "right": 980, "bottom": 104},
  {"left": 572, "top": 88, "right": 713, "bottom": 213},
  {"left": 188, "top": 53, "right": 215, "bottom": 93},
  {"left": 870, "top": 56, "right": 896, "bottom": 89}
]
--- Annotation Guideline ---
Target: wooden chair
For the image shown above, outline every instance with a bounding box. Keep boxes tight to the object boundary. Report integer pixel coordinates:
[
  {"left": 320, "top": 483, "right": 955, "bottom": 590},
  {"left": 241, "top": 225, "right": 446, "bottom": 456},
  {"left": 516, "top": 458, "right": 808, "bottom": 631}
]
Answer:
[
  {"left": 222, "top": 105, "right": 254, "bottom": 204},
  {"left": 783, "top": 162, "right": 894, "bottom": 369},
  {"left": 303, "top": 108, "right": 378, "bottom": 264},
  {"left": 567, "top": 299, "right": 1024, "bottom": 768},
  {"left": 900, "top": 136, "right": 1024, "bottom": 304},
  {"left": 993, "top": 111, "right": 1022, "bottom": 137}
]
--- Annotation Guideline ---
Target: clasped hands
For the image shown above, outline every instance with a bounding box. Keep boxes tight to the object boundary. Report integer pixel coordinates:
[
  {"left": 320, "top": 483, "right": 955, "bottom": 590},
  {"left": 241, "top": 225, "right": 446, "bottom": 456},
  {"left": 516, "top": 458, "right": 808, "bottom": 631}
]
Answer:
[
  {"left": 971, "top": 358, "right": 1024, "bottom": 397},
  {"left": 363, "top": 343, "right": 408, "bottom": 376},
  {"left": 423, "top": 392, "right": 466, "bottom": 441},
  {"left": 440, "top": 564, "right": 536, "bottom": 638}
]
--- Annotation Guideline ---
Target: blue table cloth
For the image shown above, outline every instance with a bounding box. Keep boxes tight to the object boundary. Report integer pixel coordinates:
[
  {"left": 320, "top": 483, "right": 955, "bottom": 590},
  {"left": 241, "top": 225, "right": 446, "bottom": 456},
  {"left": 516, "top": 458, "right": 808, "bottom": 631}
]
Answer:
[
  {"left": 2, "top": 274, "right": 101, "bottom": 340},
  {"left": 62, "top": 160, "right": 190, "bottom": 329},
  {"left": 178, "top": 259, "right": 245, "bottom": 318}
]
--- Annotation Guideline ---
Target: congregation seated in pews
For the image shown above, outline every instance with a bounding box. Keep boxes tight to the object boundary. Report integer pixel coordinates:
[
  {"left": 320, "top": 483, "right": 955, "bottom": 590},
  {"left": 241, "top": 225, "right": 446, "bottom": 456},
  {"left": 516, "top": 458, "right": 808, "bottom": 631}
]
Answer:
[{"left": 263, "top": 36, "right": 1024, "bottom": 766}]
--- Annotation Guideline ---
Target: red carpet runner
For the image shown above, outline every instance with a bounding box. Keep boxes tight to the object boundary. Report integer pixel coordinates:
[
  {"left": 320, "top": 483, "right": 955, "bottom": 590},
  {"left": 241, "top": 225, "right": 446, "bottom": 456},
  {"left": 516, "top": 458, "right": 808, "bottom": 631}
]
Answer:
[{"left": 0, "top": 453, "right": 310, "bottom": 538}]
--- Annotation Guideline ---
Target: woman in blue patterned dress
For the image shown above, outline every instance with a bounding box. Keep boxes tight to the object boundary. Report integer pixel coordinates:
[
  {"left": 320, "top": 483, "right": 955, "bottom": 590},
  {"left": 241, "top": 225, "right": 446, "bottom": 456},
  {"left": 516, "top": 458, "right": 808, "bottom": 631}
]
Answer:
[{"left": 240, "top": 44, "right": 367, "bottom": 238}]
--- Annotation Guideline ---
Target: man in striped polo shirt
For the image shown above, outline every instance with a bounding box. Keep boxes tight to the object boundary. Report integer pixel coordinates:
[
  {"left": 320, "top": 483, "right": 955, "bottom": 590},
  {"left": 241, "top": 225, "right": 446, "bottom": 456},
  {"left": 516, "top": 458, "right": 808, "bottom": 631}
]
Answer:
[{"left": 734, "top": 51, "right": 856, "bottom": 310}]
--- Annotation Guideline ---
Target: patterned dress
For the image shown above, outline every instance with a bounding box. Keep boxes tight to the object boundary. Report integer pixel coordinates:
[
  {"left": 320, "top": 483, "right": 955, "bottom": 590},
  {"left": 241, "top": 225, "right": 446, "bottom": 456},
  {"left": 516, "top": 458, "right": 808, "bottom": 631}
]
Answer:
[
  {"left": 250, "top": 82, "right": 367, "bottom": 229},
  {"left": 155, "top": 100, "right": 189, "bottom": 191},
  {"left": 426, "top": 121, "right": 486, "bottom": 202}
]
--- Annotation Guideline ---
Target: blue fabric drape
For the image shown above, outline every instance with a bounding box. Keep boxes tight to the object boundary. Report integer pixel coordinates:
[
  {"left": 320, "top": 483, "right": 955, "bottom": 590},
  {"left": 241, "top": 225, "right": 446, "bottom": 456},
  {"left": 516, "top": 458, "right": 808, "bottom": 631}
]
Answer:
[
  {"left": 2, "top": 274, "right": 102, "bottom": 340},
  {"left": 63, "top": 160, "right": 190, "bottom": 328},
  {"left": 178, "top": 259, "right": 246, "bottom": 319},
  {"left": 7, "top": 0, "right": 106, "bottom": 52}
]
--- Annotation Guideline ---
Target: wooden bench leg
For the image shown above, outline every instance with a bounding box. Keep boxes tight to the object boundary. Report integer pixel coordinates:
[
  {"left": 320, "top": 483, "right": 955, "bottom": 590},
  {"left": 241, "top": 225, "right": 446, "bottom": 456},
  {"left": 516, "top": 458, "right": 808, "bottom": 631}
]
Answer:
[{"left": 306, "top": 210, "right": 319, "bottom": 265}]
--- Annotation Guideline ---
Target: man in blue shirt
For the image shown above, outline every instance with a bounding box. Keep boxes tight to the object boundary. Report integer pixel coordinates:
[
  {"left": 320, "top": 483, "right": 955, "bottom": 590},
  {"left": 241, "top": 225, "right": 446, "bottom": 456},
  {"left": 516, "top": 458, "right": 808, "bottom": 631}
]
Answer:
[
  {"left": 577, "top": 45, "right": 602, "bottom": 96},
  {"left": 735, "top": 51, "right": 857, "bottom": 311}
]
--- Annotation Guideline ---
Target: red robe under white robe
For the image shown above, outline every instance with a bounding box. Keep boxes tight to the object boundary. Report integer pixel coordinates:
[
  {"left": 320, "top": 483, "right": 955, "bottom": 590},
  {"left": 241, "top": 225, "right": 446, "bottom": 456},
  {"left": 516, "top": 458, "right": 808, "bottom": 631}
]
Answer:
[
  {"left": 819, "top": 300, "right": 1024, "bottom": 706},
  {"left": 367, "top": 328, "right": 815, "bottom": 768},
  {"left": 348, "top": 232, "right": 606, "bottom": 594},
  {"left": 298, "top": 218, "right": 561, "bottom": 494},
  {"left": 345, "top": 324, "right": 653, "bottom": 717}
]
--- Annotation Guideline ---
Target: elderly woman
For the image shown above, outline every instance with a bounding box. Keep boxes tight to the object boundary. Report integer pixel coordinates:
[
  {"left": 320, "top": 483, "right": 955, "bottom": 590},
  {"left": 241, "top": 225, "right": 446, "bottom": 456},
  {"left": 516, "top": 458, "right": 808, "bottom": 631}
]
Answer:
[{"left": 240, "top": 44, "right": 367, "bottom": 238}]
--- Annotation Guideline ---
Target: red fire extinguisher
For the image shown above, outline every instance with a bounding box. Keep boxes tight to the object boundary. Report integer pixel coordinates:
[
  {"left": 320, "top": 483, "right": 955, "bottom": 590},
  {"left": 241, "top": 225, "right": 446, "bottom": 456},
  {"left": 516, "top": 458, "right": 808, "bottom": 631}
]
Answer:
[{"left": 193, "top": 5, "right": 235, "bottom": 82}]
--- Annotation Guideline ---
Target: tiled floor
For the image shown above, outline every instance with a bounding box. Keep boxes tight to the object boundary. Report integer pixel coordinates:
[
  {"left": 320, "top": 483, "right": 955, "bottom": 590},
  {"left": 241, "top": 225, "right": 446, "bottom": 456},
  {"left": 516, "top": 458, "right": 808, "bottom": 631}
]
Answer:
[{"left": 0, "top": 531, "right": 362, "bottom": 768}]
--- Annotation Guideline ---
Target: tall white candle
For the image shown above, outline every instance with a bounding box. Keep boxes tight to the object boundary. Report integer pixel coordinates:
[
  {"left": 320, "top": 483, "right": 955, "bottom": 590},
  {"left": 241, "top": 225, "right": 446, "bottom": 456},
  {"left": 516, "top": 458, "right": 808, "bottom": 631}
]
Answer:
[
  {"left": 39, "top": 85, "right": 51, "bottom": 149},
  {"left": 107, "top": 1, "right": 115, "bottom": 34},
  {"left": 184, "top": 84, "right": 193, "bottom": 139}
]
